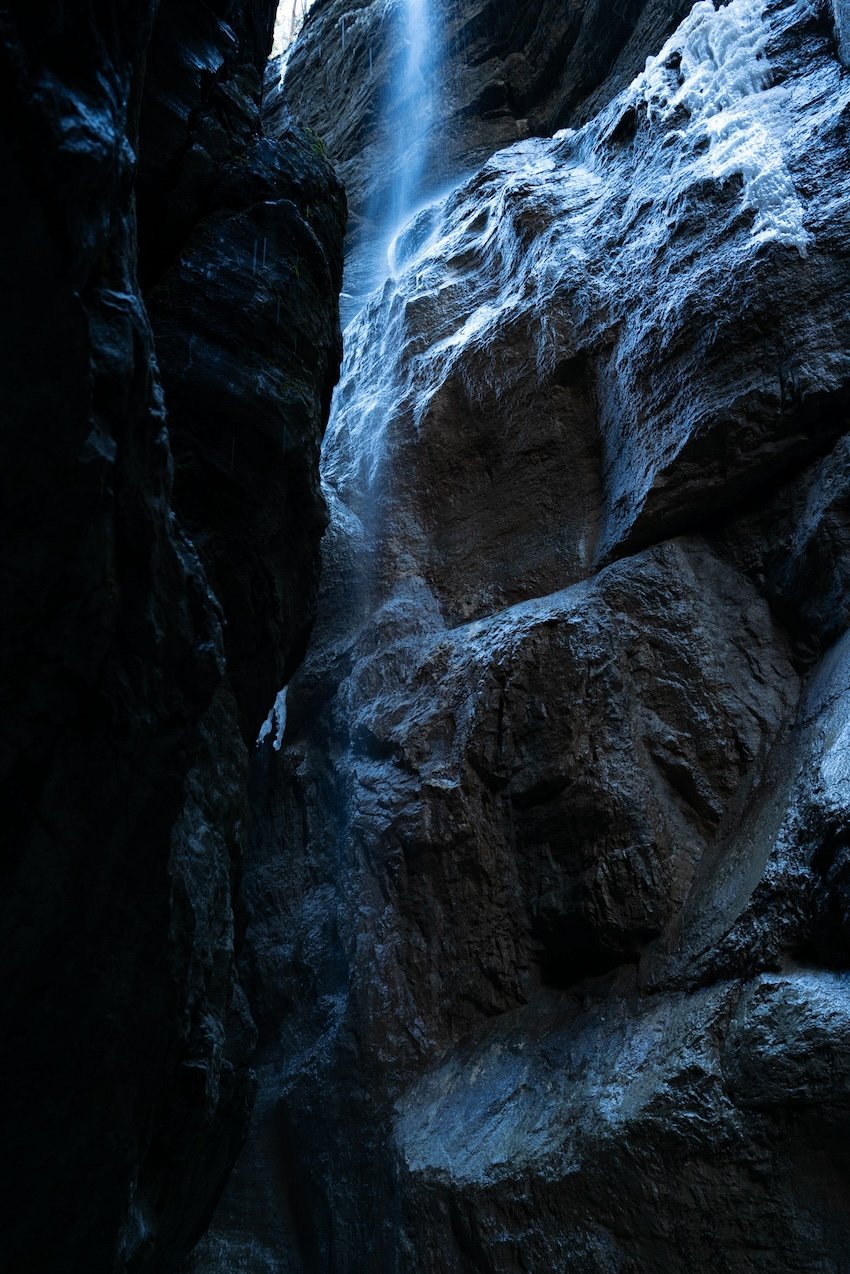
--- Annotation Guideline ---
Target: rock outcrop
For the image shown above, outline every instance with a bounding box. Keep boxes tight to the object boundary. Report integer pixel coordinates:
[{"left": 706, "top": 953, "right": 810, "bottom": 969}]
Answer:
[
  {"left": 283, "top": 0, "right": 699, "bottom": 240},
  {"left": 0, "top": 2, "right": 344, "bottom": 1271},
  {"left": 140, "top": 3, "right": 346, "bottom": 740},
  {"left": 201, "top": 0, "right": 850, "bottom": 1269}
]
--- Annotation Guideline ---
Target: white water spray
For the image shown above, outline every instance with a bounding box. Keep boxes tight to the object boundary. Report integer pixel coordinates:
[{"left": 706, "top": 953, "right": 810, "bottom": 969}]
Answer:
[
  {"left": 384, "top": 0, "right": 434, "bottom": 233},
  {"left": 339, "top": 0, "right": 439, "bottom": 318}
]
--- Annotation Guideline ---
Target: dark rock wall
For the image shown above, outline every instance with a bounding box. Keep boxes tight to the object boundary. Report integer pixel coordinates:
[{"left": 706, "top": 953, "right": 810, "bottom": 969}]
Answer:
[
  {"left": 200, "top": 0, "right": 850, "bottom": 1270},
  {"left": 0, "top": 2, "right": 344, "bottom": 1271},
  {"left": 141, "top": 1, "right": 346, "bottom": 739},
  {"left": 834, "top": 0, "right": 850, "bottom": 61}
]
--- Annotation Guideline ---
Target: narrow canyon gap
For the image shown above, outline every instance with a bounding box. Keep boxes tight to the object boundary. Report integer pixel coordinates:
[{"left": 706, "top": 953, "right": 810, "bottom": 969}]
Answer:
[
  {"left": 1, "top": 1, "right": 850, "bottom": 1272},
  {"left": 0, "top": 2, "right": 344, "bottom": 1270}
]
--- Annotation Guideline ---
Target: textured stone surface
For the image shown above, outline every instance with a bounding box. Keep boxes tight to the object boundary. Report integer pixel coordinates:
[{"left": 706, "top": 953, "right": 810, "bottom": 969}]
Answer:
[
  {"left": 140, "top": 1, "right": 345, "bottom": 740},
  {"left": 282, "top": 0, "right": 698, "bottom": 240},
  {"left": 833, "top": 0, "right": 850, "bottom": 61},
  {"left": 0, "top": 1, "right": 343, "bottom": 1270},
  {"left": 147, "top": 120, "right": 345, "bottom": 739},
  {"left": 203, "top": 0, "right": 850, "bottom": 1269}
]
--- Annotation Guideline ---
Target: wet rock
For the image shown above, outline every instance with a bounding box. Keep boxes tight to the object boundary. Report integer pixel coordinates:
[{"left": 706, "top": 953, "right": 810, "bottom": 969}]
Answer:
[
  {"left": 211, "top": 0, "right": 850, "bottom": 1268},
  {"left": 833, "top": 0, "right": 850, "bottom": 63},
  {"left": 394, "top": 970, "right": 850, "bottom": 1271},
  {"left": 141, "top": 1, "right": 346, "bottom": 742},
  {"left": 317, "top": 0, "right": 850, "bottom": 593},
  {"left": 282, "top": 0, "right": 697, "bottom": 241},
  {"left": 717, "top": 433, "right": 850, "bottom": 661},
  {"left": 147, "top": 123, "right": 345, "bottom": 739},
  {"left": 725, "top": 968, "right": 850, "bottom": 1109},
  {"left": 0, "top": 1, "right": 344, "bottom": 1270}
]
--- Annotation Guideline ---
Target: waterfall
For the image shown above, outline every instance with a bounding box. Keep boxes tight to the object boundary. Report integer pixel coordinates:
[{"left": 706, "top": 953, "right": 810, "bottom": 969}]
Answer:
[
  {"left": 381, "top": 0, "right": 434, "bottom": 236},
  {"left": 342, "top": 0, "right": 440, "bottom": 320},
  {"left": 256, "top": 0, "right": 445, "bottom": 744},
  {"left": 228, "top": 0, "right": 850, "bottom": 1268}
]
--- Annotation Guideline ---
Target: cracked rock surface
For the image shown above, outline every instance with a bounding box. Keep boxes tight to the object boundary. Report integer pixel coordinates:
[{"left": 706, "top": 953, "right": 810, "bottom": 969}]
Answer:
[{"left": 198, "top": 0, "right": 850, "bottom": 1269}]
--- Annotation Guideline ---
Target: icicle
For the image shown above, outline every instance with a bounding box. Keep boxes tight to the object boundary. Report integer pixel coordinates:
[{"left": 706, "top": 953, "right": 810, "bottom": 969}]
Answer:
[{"left": 256, "top": 687, "right": 288, "bottom": 750}]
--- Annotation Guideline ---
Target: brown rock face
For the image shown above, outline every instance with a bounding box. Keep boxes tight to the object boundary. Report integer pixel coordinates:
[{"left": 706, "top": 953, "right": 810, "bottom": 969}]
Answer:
[
  {"left": 0, "top": 2, "right": 344, "bottom": 1271},
  {"left": 283, "top": 0, "right": 697, "bottom": 239},
  {"left": 197, "top": 0, "right": 850, "bottom": 1269},
  {"left": 280, "top": 0, "right": 711, "bottom": 322}
]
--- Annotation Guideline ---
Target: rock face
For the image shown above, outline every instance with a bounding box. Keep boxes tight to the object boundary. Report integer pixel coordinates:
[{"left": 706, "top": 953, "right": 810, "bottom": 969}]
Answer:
[
  {"left": 201, "top": 0, "right": 850, "bottom": 1269},
  {"left": 833, "top": 0, "right": 850, "bottom": 60},
  {"left": 140, "top": 3, "right": 346, "bottom": 740},
  {"left": 0, "top": 2, "right": 343, "bottom": 1272},
  {"left": 283, "top": 0, "right": 698, "bottom": 241}
]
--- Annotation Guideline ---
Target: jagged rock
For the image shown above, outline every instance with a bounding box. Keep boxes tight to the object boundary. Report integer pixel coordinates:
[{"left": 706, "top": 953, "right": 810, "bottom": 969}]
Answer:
[
  {"left": 147, "top": 122, "right": 345, "bottom": 739},
  {"left": 140, "top": 2, "right": 345, "bottom": 740},
  {"left": 283, "top": 0, "right": 698, "bottom": 240},
  {"left": 0, "top": 1, "right": 344, "bottom": 1270},
  {"left": 206, "top": 0, "right": 850, "bottom": 1269},
  {"left": 717, "top": 432, "right": 850, "bottom": 659},
  {"left": 312, "top": 0, "right": 850, "bottom": 611},
  {"left": 833, "top": 0, "right": 850, "bottom": 61}
]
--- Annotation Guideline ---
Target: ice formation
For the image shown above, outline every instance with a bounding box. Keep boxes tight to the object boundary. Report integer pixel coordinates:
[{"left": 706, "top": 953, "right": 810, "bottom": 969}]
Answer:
[
  {"left": 636, "top": 0, "right": 811, "bottom": 253},
  {"left": 256, "top": 686, "right": 289, "bottom": 750},
  {"left": 321, "top": 0, "right": 832, "bottom": 551}
]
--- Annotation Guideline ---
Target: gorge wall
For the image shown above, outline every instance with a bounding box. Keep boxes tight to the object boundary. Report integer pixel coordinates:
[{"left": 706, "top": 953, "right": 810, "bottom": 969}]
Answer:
[
  {"left": 284, "top": 0, "right": 704, "bottom": 243},
  {"left": 196, "top": 0, "right": 850, "bottom": 1270},
  {"left": 0, "top": 3, "right": 343, "bottom": 1271},
  {"left": 3, "top": 0, "right": 850, "bottom": 1270}
]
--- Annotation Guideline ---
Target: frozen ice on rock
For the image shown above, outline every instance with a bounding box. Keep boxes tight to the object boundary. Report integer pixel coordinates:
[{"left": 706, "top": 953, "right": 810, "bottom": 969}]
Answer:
[
  {"left": 636, "top": 0, "right": 811, "bottom": 253},
  {"left": 256, "top": 686, "right": 288, "bottom": 750}
]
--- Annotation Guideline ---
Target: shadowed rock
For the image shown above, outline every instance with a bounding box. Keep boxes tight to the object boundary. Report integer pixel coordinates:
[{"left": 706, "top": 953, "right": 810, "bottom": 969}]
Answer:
[
  {"left": 0, "top": 2, "right": 344, "bottom": 1270},
  {"left": 203, "top": 0, "right": 850, "bottom": 1269}
]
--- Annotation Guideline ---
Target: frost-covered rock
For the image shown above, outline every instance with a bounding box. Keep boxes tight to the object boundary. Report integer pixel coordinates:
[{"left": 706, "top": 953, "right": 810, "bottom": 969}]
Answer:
[
  {"left": 283, "top": 0, "right": 701, "bottom": 242},
  {"left": 325, "top": 0, "right": 850, "bottom": 598},
  {"left": 833, "top": 0, "right": 850, "bottom": 61}
]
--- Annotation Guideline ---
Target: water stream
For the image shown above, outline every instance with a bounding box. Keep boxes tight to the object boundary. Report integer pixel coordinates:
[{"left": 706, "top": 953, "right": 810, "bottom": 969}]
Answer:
[{"left": 340, "top": 0, "right": 442, "bottom": 322}]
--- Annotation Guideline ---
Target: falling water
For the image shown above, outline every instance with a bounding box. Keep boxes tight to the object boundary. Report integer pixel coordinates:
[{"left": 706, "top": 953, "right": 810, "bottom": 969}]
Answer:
[
  {"left": 258, "top": 0, "right": 445, "bottom": 751},
  {"left": 342, "top": 0, "right": 440, "bottom": 319},
  {"left": 381, "top": 0, "right": 434, "bottom": 235}
]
